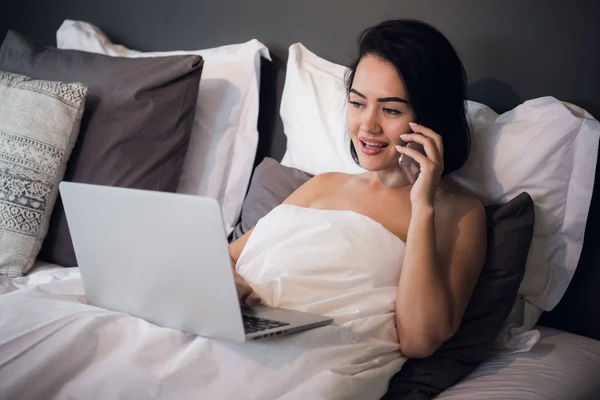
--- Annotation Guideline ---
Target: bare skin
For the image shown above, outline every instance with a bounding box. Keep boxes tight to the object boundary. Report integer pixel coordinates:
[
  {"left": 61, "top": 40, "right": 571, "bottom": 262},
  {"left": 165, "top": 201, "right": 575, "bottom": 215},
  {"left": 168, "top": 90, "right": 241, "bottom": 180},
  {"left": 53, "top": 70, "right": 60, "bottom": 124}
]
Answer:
[{"left": 230, "top": 55, "right": 487, "bottom": 359}]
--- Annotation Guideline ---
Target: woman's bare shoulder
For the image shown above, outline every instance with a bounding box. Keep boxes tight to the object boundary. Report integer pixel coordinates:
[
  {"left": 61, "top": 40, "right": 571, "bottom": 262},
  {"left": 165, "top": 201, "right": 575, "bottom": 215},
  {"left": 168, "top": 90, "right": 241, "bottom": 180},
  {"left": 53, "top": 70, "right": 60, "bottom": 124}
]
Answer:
[{"left": 282, "top": 172, "right": 352, "bottom": 206}]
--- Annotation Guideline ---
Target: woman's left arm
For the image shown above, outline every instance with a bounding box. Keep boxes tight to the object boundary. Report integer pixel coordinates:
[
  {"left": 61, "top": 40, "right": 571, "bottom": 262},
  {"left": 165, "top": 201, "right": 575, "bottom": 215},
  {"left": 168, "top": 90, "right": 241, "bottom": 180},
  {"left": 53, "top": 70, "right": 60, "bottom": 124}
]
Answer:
[{"left": 394, "top": 122, "right": 487, "bottom": 358}]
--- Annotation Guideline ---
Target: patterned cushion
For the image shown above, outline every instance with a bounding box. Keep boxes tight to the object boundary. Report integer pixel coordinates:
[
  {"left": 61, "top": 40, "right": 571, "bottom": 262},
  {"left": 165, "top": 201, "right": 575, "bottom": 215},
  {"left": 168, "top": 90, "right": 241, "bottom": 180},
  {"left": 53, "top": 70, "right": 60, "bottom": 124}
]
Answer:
[{"left": 0, "top": 71, "right": 87, "bottom": 277}]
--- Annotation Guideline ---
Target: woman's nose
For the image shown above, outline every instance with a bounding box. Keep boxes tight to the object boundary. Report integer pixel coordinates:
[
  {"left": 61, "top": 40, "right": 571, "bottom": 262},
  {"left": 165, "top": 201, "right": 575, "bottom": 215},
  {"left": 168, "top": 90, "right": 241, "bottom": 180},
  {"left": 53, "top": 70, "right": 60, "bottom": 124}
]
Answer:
[{"left": 360, "top": 110, "right": 382, "bottom": 134}]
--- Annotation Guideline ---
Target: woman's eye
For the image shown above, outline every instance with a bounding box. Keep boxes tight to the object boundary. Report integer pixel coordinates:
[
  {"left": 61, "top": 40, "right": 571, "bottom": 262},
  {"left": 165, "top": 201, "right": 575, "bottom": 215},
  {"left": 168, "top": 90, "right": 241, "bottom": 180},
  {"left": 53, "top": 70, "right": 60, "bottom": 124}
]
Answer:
[
  {"left": 383, "top": 108, "right": 401, "bottom": 115},
  {"left": 349, "top": 100, "right": 364, "bottom": 108}
]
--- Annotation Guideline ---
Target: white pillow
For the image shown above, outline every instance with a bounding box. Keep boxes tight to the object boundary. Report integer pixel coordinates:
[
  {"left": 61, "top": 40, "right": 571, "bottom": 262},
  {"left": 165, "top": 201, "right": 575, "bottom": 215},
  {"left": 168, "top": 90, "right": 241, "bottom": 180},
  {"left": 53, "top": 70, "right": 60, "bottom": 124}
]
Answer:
[
  {"left": 280, "top": 43, "right": 600, "bottom": 346},
  {"left": 280, "top": 45, "right": 364, "bottom": 175},
  {"left": 57, "top": 20, "right": 271, "bottom": 234}
]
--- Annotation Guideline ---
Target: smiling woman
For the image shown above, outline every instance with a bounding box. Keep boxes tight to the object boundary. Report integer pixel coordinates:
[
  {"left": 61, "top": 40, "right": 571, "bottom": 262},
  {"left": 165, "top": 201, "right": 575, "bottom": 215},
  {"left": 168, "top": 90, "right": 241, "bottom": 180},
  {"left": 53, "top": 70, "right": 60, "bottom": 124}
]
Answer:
[{"left": 231, "top": 17, "right": 487, "bottom": 363}]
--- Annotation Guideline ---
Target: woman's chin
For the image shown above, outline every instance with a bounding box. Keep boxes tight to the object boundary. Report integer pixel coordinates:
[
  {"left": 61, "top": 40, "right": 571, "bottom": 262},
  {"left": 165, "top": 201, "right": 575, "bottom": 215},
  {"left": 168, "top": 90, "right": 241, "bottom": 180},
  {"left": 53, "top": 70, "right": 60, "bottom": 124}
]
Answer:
[{"left": 357, "top": 157, "right": 394, "bottom": 172}]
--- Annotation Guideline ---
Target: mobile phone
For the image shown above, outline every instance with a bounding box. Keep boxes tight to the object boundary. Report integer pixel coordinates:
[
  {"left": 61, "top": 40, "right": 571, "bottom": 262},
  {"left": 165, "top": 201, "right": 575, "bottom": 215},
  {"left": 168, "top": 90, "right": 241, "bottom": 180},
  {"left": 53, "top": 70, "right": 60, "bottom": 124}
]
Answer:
[{"left": 399, "top": 141, "right": 425, "bottom": 184}]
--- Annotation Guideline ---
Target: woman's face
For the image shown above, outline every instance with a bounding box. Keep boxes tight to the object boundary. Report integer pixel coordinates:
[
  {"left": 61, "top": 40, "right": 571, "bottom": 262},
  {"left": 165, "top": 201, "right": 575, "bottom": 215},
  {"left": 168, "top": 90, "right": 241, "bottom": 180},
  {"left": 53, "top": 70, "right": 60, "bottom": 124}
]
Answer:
[{"left": 346, "top": 54, "right": 416, "bottom": 172}]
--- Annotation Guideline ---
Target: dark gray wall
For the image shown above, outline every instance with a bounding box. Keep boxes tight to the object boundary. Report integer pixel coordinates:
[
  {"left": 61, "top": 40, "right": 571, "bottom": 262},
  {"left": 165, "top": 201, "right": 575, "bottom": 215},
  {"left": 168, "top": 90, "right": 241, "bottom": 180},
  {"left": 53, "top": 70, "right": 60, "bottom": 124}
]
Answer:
[{"left": 5, "top": 2, "right": 600, "bottom": 101}]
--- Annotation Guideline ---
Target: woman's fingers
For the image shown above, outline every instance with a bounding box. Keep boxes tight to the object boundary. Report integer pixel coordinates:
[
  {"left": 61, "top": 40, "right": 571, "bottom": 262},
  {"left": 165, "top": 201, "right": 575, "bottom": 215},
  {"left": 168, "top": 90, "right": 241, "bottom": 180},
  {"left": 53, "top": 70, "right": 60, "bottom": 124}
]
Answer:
[
  {"left": 395, "top": 145, "right": 429, "bottom": 165},
  {"left": 400, "top": 134, "right": 441, "bottom": 164},
  {"left": 407, "top": 122, "right": 444, "bottom": 154},
  {"left": 245, "top": 291, "right": 262, "bottom": 306},
  {"left": 396, "top": 144, "right": 443, "bottom": 176},
  {"left": 234, "top": 271, "right": 261, "bottom": 306},
  {"left": 408, "top": 122, "right": 441, "bottom": 141},
  {"left": 399, "top": 123, "right": 444, "bottom": 167}
]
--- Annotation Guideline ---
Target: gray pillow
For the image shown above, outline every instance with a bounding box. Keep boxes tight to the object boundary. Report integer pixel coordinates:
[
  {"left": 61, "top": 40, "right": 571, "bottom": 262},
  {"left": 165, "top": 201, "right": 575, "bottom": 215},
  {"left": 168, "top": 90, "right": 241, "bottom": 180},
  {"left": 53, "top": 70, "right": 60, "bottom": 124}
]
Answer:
[
  {"left": 232, "top": 157, "right": 534, "bottom": 400},
  {"left": 0, "top": 30, "right": 204, "bottom": 268},
  {"left": 0, "top": 71, "right": 88, "bottom": 276},
  {"left": 231, "top": 157, "right": 313, "bottom": 240}
]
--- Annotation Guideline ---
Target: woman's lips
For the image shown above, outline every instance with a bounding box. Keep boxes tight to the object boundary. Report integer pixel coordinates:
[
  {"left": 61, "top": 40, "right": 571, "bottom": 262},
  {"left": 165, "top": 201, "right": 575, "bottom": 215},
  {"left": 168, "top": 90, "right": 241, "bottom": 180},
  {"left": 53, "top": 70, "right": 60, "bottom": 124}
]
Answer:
[{"left": 359, "top": 138, "right": 389, "bottom": 155}]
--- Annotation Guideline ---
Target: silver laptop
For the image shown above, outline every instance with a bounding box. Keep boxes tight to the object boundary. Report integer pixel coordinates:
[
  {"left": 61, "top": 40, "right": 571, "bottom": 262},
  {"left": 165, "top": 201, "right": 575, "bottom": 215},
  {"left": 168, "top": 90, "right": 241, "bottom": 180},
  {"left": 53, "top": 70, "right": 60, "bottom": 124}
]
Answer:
[{"left": 59, "top": 182, "right": 333, "bottom": 342}]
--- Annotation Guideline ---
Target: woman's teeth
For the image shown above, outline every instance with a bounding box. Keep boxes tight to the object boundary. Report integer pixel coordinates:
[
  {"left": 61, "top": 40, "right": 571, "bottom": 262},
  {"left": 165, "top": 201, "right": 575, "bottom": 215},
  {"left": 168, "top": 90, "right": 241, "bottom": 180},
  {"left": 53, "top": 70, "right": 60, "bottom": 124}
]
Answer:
[{"left": 362, "top": 140, "right": 388, "bottom": 148}]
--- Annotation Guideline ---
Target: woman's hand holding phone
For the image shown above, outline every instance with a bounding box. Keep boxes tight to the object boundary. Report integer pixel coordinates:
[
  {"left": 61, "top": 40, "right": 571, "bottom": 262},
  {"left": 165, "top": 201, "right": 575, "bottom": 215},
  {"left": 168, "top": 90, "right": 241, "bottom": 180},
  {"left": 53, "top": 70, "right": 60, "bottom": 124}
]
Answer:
[{"left": 395, "top": 122, "right": 444, "bottom": 207}]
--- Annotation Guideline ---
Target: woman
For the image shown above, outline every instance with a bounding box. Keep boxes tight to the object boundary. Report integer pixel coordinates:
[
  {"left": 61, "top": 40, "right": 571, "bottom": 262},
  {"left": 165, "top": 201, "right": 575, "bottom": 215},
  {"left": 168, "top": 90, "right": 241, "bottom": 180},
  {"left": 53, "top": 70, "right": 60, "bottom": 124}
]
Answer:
[{"left": 230, "top": 18, "right": 487, "bottom": 360}]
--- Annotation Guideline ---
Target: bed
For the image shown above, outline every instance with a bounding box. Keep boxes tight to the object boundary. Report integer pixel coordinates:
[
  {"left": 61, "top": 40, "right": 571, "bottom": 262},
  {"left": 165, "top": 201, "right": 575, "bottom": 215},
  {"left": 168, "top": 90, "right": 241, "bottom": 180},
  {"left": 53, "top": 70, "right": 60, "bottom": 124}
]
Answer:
[
  {"left": 2, "top": 266, "right": 599, "bottom": 400},
  {"left": 1, "top": 1, "right": 600, "bottom": 399}
]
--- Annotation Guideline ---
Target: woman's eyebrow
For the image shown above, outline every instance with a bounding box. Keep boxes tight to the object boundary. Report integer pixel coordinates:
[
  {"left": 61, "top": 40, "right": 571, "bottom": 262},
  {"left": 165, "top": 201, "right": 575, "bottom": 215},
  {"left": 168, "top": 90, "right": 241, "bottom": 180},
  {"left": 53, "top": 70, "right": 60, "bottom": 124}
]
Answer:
[{"left": 350, "top": 88, "right": 408, "bottom": 104}]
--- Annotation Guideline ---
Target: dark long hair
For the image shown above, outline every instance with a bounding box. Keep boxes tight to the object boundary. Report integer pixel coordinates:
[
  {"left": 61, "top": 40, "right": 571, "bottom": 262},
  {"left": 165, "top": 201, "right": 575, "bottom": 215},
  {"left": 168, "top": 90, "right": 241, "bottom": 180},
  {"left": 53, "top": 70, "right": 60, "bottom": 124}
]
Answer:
[{"left": 345, "top": 19, "right": 471, "bottom": 175}]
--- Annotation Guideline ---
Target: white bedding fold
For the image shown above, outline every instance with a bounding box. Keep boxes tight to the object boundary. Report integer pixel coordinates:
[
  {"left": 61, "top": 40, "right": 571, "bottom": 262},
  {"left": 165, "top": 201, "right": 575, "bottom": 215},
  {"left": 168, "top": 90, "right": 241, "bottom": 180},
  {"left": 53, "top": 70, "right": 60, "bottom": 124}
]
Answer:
[{"left": 0, "top": 261, "right": 79, "bottom": 296}]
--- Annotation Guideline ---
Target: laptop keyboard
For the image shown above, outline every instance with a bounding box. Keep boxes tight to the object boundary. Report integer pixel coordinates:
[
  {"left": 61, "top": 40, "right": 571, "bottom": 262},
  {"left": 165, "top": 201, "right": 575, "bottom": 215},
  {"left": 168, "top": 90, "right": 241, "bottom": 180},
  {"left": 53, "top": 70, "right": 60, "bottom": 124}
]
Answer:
[{"left": 242, "top": 314, "right": 290, "bottom": 334}]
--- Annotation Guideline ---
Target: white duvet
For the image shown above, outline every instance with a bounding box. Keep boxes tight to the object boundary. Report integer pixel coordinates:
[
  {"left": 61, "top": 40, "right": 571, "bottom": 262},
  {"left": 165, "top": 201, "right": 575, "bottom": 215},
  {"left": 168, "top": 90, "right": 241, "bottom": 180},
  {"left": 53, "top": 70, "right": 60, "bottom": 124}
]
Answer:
[{"left": 0, "top": 205, "right": 407, "bottom": 400}]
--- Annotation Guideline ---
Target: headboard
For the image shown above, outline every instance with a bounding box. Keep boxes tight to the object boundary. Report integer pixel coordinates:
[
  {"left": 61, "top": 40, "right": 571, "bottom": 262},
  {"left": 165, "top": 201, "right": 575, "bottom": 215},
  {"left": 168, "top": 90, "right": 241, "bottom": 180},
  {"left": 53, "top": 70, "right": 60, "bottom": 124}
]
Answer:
[{"left": 2, "top": 0, "right": 599, "bottom": 338}]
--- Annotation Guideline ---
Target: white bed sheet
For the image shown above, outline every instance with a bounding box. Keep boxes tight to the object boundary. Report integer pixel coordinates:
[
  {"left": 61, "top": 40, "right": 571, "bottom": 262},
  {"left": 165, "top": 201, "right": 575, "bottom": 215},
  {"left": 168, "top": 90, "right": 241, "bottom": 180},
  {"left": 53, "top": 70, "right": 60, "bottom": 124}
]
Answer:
[
  {"left": 2, "top": 267, "right": 599, "bottom": 400},
  {"left": 0, "top": 261, "right": 78, "bottom": 296},
  {"left": 437, "top": 327, "right": 600, "bottom": 400}
]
